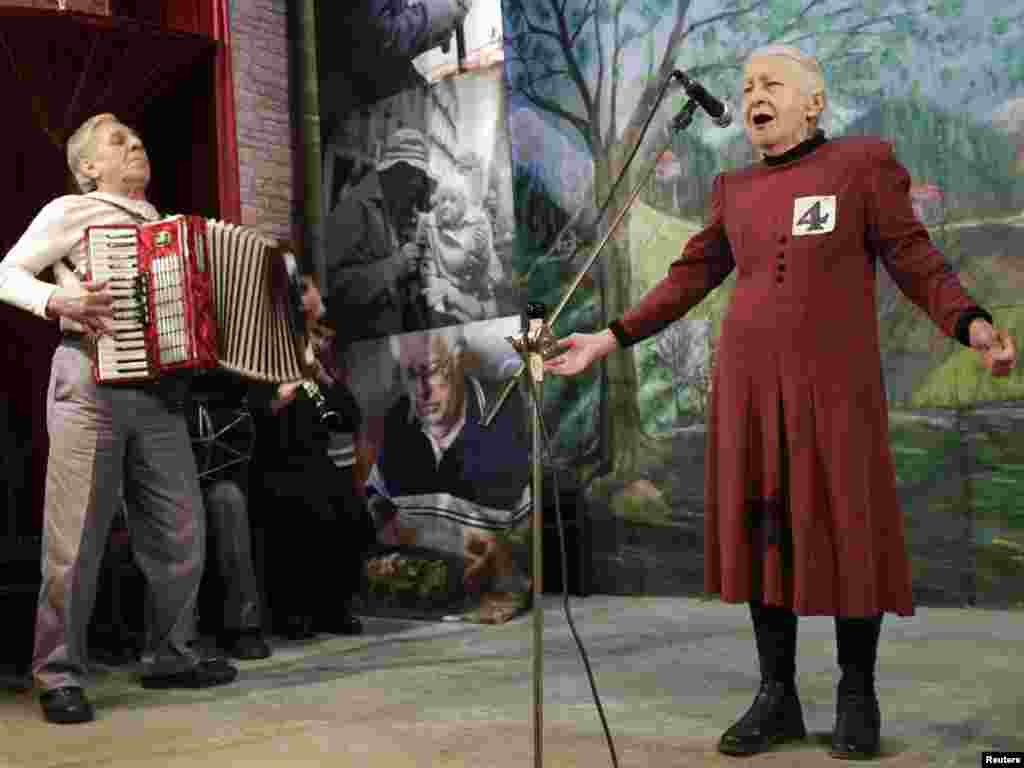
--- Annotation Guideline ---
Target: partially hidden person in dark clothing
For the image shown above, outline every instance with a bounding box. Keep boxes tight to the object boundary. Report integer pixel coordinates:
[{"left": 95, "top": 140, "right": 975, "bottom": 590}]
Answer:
[{"left": 247, "top": 273, "right": 375, "bottom": 640}]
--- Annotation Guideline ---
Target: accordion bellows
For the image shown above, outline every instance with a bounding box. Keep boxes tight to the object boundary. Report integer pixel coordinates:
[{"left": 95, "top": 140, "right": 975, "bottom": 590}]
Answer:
[{"left": 85, "top": 216, "right": 306, "bottom": 384}]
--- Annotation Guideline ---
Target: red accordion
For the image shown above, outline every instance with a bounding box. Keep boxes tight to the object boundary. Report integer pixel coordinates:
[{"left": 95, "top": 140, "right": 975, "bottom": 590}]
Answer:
[{"left": 85, "top": 216, "right": 306, "bottom": 385}]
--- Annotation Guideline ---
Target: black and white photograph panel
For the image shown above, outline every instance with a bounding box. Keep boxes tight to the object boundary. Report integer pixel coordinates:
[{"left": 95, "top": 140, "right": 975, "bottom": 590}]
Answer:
[{"left": 319, "top": 58, "right": 518, "bottom": 344}]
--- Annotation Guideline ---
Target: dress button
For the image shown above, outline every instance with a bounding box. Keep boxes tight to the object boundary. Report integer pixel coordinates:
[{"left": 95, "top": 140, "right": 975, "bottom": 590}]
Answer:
[
  {"left": 777, "top": 252, "right": 785, "bottom": 260},
  {"left": 777, "top": 263, "right": 786, "bottom": 272},
  {"left": 778, "top": 234, "right": 787, "bottom": 244}
]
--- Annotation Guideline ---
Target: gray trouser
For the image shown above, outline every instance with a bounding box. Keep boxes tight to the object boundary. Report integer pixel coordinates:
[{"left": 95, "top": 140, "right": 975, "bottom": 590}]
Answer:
[
  {"left": 204, "top": 480, "right": 262, "bottom": 631},
  {"left": 33, "top": 338, "right": 206, "bottom": 691}
]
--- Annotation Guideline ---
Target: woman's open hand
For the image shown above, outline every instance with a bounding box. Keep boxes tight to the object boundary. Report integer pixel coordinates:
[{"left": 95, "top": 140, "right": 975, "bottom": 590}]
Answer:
[{"left": 543, "top": 330, "right": 619, "bottom": 376}]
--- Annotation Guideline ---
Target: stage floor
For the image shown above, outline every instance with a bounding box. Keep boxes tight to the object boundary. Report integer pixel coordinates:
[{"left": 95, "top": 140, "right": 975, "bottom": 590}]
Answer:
[{"left": 1, "top": 596, "right": 1020, "bottom": 766}]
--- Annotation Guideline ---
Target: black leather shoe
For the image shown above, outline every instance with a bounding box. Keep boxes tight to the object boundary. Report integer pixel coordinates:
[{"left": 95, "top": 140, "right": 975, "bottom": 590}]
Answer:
[
  {"left": 220, "top": 629, "right": 272, "bottom": 660},
  {"left": 718, "top": 681, "right": 807, "bottom": 756},
  {"left": 40, "top": 686, "right": 94, "bottom": 724},
  {"left": 830, "top": 693, "right": 881, "bottom": 760},
  {"left": 140, "top": 656, "right": 238, "bottom": 689},
  {"left": 319, "top": 613, "right": 363, "bottom": 636}
]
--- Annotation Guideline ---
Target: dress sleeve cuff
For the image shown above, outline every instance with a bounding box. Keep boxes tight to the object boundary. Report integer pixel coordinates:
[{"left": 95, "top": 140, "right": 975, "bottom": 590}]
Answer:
[
  {"left": 608, "top": 320, "right": 637, "bottom": 349},
  {"left": 954, "top": 306, "right": 994, "bottom": 348}
]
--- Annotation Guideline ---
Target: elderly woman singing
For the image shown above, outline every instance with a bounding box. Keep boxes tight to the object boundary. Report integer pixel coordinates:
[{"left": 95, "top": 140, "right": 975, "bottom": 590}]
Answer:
[{"left": 543, "top": 45, "right": 1016, "bottom": 759}]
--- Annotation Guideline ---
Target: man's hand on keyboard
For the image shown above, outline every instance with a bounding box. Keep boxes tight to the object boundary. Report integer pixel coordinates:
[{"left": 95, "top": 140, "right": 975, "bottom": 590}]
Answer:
[{"left": 46, "top": 280, "right": 115, "bottom": 336}]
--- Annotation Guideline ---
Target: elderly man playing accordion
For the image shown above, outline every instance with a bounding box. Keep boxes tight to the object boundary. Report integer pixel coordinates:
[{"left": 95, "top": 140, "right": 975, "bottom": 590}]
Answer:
[
  {"left": 0, "top": 113, "right": 237, "bottom": 725},
  {"left": 544, "top": 46, "right": 1016, "bottom": 759}
]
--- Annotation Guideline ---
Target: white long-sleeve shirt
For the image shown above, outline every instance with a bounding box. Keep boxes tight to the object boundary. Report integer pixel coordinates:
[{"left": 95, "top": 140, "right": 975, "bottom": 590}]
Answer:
[{"left": 0, "top": 192, "right": 160, "bottom": 320}]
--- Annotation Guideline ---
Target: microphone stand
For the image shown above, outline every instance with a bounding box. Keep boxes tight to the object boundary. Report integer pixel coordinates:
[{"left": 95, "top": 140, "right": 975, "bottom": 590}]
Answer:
[
  {"left": 484, "top": 70, "right": 702, "bottom": 766},
  {"left": 456, "top": 21, "right": 467, "bottom": 73}
]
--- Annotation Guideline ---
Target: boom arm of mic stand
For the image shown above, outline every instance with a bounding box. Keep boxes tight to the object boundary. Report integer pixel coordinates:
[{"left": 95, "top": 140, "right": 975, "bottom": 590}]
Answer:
[
  {"left": 481, "top": 97, "right": 700, "bottom": 428},
  {"left": 456, "top": 23, "right": 467, "bottom": 72}
]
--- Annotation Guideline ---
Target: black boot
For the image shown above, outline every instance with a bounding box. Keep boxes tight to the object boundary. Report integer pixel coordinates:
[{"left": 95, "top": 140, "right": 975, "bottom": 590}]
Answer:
[
  {"left": 831, "top": 614, "right": 883, "bottom": 760},
  {"left": 718, "top": 602, "right": 806, "bottom": 756}
]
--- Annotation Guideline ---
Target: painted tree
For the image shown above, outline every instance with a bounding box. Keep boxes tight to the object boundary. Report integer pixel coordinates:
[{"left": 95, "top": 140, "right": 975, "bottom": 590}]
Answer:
[{"left": 502, "top": 0, "right": 1024, "bottom": 474}]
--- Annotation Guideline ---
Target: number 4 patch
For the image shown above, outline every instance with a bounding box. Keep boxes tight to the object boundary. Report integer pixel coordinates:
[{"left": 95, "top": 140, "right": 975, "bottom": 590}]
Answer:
[{"left": 792, "top": 195, "right": 837, "bottom": 236}]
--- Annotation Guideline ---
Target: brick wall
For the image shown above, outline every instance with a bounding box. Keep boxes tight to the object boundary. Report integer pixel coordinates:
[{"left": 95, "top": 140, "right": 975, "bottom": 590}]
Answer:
[{"left": 229, "top": 0, "right": 294, "bottom": 241}]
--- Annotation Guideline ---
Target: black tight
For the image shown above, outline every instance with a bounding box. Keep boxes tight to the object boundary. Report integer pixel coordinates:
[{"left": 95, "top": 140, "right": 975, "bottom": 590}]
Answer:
[{"left": 749, "top": 602, "right": 883, "bottom": 694}]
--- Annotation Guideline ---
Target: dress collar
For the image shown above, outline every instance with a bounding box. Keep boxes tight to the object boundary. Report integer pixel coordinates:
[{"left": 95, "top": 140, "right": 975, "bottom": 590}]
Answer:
[{"left": 762, "top": 129, "right": 828, "bottom": 167}]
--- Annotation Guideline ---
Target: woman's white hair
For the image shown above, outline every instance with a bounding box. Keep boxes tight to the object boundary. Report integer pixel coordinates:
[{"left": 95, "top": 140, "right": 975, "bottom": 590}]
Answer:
[
  {"left": 431, "top": 174, "right": 471, "bottom": 211},
  {"left": 66, "top": 113, "right": 118, "bottom": 193},
  {"left": 746, "top": 45, "right": 828, "bottom": 126}
]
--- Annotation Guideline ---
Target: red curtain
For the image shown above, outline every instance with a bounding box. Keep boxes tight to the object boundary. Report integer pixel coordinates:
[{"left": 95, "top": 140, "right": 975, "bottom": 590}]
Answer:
[{"left": 163, "top": 0, "right": 241, "bottom": 223}]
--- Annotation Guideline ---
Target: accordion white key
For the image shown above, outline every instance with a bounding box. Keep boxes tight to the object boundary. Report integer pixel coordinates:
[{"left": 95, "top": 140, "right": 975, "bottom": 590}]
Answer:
[
  {"left": 85, "top": 216, "right": 307, "bottom": 384},
  {"left": 85, "top": 224, "right": 152, "bottom": 382}
]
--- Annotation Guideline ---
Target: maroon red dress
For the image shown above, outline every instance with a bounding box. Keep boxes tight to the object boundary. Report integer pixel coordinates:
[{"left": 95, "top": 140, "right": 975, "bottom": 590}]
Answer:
[{"left": 612, "top": 134, "right": 989, "bottom": 617}]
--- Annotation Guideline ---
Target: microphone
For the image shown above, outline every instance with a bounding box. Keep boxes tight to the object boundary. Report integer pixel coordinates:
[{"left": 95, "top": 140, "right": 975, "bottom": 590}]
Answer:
[{"left": 671, "top": 70, "right": 732, "bottom": 128}]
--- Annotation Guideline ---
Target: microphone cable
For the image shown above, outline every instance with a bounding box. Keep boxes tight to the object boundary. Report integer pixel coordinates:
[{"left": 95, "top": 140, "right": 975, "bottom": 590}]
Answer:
[{"left": 524, "top": 374, "right": 620, "bottom": 768}]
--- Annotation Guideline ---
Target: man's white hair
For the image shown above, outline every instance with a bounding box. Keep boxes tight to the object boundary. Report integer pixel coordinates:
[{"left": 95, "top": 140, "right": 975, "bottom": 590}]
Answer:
[
  {"left": 746, "top": 45, "right": 828, "bottom": 126},
  {"left": 67, "top": 113, "right": 118, "bottom": 193},
  {"left": 390, "top": 325, "right": 468, "bottom": 378}
]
